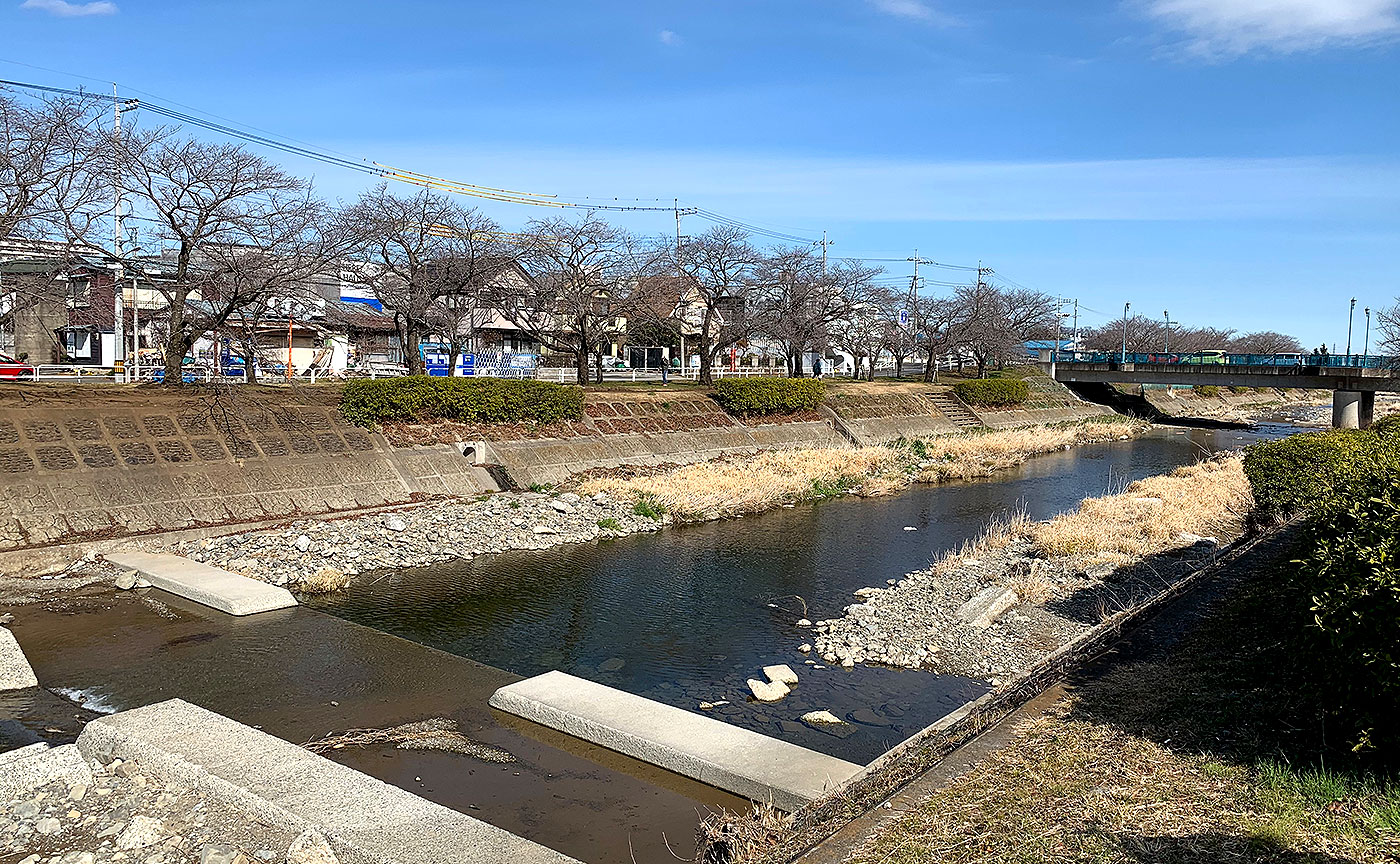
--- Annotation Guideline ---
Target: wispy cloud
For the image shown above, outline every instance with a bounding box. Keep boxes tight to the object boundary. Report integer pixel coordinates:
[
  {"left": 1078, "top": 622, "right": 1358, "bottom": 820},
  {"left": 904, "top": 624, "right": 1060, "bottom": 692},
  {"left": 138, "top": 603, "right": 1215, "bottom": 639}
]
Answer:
[
  {"left": 19, "top": 0, "right": 117, "bottom": 16},
  {"left": 866, "top": 0, "right": 958, "bottom": 25},
  {"left": 658, "top": 29, "right": 681, "bottom": 46},
  {"left": 1138, "top": 0, "right": 1400, "bottom": 56}
]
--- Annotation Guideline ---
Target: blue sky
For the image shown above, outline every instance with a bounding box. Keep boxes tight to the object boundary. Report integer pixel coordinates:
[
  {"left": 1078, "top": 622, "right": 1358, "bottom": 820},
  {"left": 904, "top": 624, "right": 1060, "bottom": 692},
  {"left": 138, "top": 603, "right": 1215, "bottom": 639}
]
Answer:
[{"left": 5, "top": 0, "right": 1399, "bottom": 347}]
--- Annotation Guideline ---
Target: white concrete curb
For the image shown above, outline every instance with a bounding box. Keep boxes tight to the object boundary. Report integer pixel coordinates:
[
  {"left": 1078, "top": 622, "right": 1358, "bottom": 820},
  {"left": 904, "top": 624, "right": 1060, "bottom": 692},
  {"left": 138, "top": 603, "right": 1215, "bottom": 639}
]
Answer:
[{"left": 104, "top": 551, "right": 297, "bottom": 615}]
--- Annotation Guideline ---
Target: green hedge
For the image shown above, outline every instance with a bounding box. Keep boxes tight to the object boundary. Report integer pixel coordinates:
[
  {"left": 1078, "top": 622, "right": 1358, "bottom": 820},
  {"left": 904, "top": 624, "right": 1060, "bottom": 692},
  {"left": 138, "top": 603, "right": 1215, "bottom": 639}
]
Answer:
[
  {"left": 340, "top": 376, "right": 583, "bottom": 427},
  {"left": 1243, "top": 427, "right": 1400, "bottom": 521},
  {"left": 1196, "top": 385, "right": 1221, "bottom": 397},
  {"left": 952, "top": 378, "right": 1030, "bottom": 407},
  {"left": 1291, "top": 477, "right": 1400, "bottom": 755},
  {"left": 712, "top": 377, "right": 825, "bottom": 415}
]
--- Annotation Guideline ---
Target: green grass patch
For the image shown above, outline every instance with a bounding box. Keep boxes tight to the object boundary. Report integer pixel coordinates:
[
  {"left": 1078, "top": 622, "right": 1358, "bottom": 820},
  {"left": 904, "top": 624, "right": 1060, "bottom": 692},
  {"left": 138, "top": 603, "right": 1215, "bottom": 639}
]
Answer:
[
  {"left": 632, "top": 493, "right": 666, "bottom": 519},
  {"left": 596, "top": 517, "right": 622, "bottom": 531}
]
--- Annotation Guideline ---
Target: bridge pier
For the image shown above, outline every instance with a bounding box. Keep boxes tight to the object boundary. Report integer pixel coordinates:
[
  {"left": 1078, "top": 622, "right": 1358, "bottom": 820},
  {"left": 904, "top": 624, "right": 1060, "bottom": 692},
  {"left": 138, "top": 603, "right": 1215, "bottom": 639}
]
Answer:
[{"left": 1332, "top": 390, "right": 1375, "bottom": 429}]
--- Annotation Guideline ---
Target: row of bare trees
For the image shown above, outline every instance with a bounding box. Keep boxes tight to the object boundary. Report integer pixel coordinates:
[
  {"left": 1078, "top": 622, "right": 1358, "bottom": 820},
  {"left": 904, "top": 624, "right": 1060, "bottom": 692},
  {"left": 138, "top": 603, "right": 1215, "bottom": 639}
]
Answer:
[
  {"left": 8, "top": 89, "right": 1331, "bottom": 386},
  {"left": 1077, "top": 315, "right": 1304, "bottom": 356}
]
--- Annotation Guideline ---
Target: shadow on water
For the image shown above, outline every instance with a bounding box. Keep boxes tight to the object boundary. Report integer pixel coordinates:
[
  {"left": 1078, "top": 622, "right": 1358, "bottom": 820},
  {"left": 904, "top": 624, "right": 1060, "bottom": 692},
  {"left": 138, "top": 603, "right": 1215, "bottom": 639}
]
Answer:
[{"left": 308, "top": 423, "right": 1300, "bottom": 765}]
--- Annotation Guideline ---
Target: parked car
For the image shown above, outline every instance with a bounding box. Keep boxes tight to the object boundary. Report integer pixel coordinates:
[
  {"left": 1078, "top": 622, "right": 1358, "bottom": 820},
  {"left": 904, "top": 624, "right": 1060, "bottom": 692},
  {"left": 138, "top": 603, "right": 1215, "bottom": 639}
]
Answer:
[{"left": 0, "top": 353, "right": 36, "bottom": 380}]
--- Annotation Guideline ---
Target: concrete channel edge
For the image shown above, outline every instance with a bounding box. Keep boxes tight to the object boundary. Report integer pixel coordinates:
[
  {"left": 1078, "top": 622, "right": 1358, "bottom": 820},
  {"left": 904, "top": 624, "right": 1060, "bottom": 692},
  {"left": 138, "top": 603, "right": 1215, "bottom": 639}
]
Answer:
[
  {"left": 76, "top": 698, "right": 581, "bottom": 864},
  {"left": 490, "top": 670, "right": 863, "bottom": 812}
]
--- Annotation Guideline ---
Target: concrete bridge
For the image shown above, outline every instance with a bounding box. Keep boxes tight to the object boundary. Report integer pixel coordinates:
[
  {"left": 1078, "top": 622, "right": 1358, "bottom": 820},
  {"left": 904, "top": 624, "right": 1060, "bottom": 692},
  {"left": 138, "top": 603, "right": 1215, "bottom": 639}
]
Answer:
[{"left": 1045, "top": 352, "right": 1400, "bottom": 429}]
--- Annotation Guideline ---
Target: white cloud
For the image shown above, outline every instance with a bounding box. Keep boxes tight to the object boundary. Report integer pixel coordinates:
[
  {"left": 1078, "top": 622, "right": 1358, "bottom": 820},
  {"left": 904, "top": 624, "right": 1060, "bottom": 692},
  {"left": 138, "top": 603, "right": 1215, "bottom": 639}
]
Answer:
[
  {"left": 658, "top": 29, "right": 680, "bottom": 46},
  {"left": 19, "top": 0, "right": 117, "bottom": 16},
  {"left": 866, "top": 0, "right": 958, "bottom": 25},
  {"left": 1139, "top": 0, "right": 1400, "bottom": 55}
]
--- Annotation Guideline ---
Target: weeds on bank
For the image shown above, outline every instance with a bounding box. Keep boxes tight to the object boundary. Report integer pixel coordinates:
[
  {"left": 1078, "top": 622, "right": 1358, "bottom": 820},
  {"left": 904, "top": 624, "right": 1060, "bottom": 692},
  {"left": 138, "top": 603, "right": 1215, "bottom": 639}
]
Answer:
[
  {"left": 631, "top": 493, "right": 666, "bottom": 519},
  {"left": 580, "top": 418, "right": 1146, "bottom": 522},
  {"left": 596, "top": 517, "right": 622, "bottom": 531}
]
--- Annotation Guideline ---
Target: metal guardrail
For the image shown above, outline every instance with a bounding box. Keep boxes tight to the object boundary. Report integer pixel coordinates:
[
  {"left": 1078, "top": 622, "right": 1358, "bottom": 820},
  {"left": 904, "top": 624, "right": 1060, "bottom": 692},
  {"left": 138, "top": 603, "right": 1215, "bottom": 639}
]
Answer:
[{"left": 1058, "top": 351, "right": 1399, "bottom": 370}]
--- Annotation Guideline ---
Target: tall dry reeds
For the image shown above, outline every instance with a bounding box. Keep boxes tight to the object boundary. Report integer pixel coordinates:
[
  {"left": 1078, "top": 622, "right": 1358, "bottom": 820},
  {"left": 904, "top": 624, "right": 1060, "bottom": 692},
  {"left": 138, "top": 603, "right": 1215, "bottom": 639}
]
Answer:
[
  {"left": 914, "top": 420, "right": 1139, "bottom": 483},
  {"left": 1032, "top": 453, "right": 1252, "bottom": 564},
  {"left": 580, "top": 447, "right": 902, "bottom": 520},
  {"left": 579, "top": 418, "right": 1146, "bottom": 523}
]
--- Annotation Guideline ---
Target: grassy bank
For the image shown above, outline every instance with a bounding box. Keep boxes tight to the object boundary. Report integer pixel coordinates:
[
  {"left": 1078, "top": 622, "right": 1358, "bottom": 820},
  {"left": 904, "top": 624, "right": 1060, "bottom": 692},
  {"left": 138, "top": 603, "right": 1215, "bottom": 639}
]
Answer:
[
  {"left": 848, "top": 535, "right": 1400, "bottom": 864},
  {"left": 578, "top": 416, "right": 1144, "bottom": 521}
]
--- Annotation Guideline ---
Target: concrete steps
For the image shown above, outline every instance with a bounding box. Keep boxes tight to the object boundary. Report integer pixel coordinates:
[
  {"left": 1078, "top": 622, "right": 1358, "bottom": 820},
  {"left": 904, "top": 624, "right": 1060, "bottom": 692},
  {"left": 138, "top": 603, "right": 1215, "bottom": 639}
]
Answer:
[{"left": 927, "top": 392, "right": 983, "bottom": 429}]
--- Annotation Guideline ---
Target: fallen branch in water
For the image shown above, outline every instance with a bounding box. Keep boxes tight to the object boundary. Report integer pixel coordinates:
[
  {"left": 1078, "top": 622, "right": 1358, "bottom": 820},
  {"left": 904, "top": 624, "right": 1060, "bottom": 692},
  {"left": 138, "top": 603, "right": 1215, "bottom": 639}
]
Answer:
[{"left": 303, "top": 717, "right": 516, "bottom": 763}]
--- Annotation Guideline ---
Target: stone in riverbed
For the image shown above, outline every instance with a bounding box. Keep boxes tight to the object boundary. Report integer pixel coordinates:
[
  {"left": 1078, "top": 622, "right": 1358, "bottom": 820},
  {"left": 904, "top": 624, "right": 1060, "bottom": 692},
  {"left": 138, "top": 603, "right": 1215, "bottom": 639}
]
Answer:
[
  {"left": 287, "top": 829, "right": 339, "bottom": 864},
  {"left": 797, "top": 643, "right": 812, "bottom": 653},
  {"left": 747, "top": 678, "right": 789, "bottom": 702},
  {"left": 800, "top": 710, "right": 845, "bottom": 727},
  {"left": 763, "top": 664, "right": 799, "bottom": 686},
  {"left": 550, "top": 500, "right": 574, "bottom": 514},
  {"left": 957, "top": 585, "right": 1019, "bottom": 629},
  {"left": 201, "top": 845, "right": 249, "bottom": 864},
  {"left": 293, "top": 535, "right": 312, "bottom": 552},
  {"left": 384, "top": 515, "right": 407, "bottom": 532},
  {"left": 531, "top": 525, "right": 558, "bottom": 535},
  {"left": 116, "top": 815, "right": 165, "bottom": 850},
  {"left": 114, "top": 570, "right": 138, "bottom": 590}
]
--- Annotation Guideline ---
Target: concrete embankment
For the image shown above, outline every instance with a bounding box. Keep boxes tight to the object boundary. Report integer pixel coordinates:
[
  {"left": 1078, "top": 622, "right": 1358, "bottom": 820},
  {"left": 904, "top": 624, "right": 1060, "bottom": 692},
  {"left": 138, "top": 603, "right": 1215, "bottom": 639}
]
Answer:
[{"left": 0, "top": 377, "right": 1110, "bottom": 557}]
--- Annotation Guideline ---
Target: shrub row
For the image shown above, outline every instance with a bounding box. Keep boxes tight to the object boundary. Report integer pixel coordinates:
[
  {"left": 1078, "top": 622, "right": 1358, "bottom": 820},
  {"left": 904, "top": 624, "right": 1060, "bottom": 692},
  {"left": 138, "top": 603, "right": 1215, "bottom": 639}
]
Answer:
[
  {"left": 711, "top": 377, "right": 825, "bottom": 416},
  {"left": 1242, "top": 424, "right": 1400, "bottom": 520},
  {"left": 1196, "top": 385, "right": 1221, "bottom": 397},
  {"left": 340, "top": 376, "right": 584, "bottom": 427},
  {"left": 952, "top": 378, "right": 1030, "bottom": 407},
  {"left": 1291, "top": 477, "right": 1400, "bottom": 756}
]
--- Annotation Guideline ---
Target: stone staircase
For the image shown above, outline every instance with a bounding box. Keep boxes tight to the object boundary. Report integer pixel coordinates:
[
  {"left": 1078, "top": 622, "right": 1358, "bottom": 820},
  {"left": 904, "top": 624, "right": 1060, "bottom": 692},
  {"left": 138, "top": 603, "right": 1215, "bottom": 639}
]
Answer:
[{"left": 928, "top": 391, "right": 984, "bottom": 430}]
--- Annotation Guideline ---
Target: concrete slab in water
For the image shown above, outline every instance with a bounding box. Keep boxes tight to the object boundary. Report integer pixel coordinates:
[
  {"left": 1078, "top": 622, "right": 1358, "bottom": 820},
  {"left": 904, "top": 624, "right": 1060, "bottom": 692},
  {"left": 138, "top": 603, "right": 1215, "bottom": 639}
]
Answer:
[
  {"left": 490, "top": 671, "right": 863, "bottom": 811},
  {"left": 104, "top": 551, "right": 297, "bottom": 616},
  {"left": 77, "top": 699, "right": 579, "bottom": 864},
  {"left": 0, "top": 627, "right": 39, "bottom": 690}
]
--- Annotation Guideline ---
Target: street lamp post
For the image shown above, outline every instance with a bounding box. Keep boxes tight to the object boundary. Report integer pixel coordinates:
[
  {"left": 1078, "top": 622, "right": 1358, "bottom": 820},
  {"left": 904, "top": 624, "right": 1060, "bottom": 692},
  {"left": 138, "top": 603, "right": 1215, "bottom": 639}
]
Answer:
[
  {"left": 1120, "top": 302, "right": 1131, "bottom": 364},
  {"left": 1346, "top": 297, "right": 1357, "bottom": 360},
  {"left": 1364, "top": 307, "right": 1371, "bottom": 358}
]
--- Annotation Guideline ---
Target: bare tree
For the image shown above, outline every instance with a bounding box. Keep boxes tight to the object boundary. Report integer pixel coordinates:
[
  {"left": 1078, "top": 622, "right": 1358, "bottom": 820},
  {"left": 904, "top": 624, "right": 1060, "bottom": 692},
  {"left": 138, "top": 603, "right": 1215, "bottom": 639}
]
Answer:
[
  {"left": 214, "top": 194, "right": 347, "bottom": 382},
  {"left": 119, "top": 128, "right": 317, "bottom": 383},
  {"left": 1376, "top": 302, "right": 1400, "bottom": 354},
  {"left": 760, "top": 249, "right": 873, "bottom": 376},
  {"left": 881, "top": 292, "right": 920, "bottom": 378},
  {"left": 1, "top": 91, "right": 109, "bottom": 243},
  {"left": 339, "top": 184, "right": 501, "bottom": 375},
  {"left": 1229, "top": 330, "right": 1303, "bottom": 354},
  {"left": 953, "top": 282, "right": 1058, "bottom": 377},
  {"left": 669, "top": 226, "right": 763, "bottom": 385},
  {"left": 914, "top": 294, "right": 963, "bottom": 382},
  {"left": 502, "top": 214, "right": 649, "bottom": 383},
  {"left": 831, "top": 288, "right": 891, "bottom": 380}
]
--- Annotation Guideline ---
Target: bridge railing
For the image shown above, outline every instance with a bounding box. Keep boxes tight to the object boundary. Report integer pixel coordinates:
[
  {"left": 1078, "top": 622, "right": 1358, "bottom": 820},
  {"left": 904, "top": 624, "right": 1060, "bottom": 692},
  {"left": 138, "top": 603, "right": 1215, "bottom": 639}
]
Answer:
[{"left": 1057, "top": 351, "right": 1398, "bottom": 370}]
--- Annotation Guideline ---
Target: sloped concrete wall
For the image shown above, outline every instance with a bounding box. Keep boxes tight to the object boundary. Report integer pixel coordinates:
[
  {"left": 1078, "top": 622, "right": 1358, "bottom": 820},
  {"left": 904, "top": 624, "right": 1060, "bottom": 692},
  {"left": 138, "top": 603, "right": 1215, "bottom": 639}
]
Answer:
[
  {"left": 0, "top": 391, "right": 486, "bottom": 552},
  {"left": 484, "top": 420, "right": 846, "bottom": 488}
]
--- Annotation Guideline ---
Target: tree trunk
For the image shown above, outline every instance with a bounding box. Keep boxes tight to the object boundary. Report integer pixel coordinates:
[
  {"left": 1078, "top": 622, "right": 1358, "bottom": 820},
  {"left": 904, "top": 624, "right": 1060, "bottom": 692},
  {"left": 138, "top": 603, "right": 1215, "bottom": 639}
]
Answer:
[
  {"left": 575, "top": 350, "right": 589, "bottom": 385},
  {"left": 403, "top": 323, "right": 423, "bottom": 376},
  {"left": 894, "top": 357, "right": 904, "bottom": 378},
  {"left": 448, "top": 343, "right": 462, "bottom": 377},
  {"left": 243, "top": 335, "right": 259, "bottom": 384}
]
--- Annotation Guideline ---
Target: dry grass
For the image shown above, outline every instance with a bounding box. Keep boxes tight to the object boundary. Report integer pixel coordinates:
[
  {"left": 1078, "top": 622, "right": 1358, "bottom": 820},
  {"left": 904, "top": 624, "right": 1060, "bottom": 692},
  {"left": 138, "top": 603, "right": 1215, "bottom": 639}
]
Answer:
[
  {"left": 1032, "top": 454, "right": 1252, "bottom": 565},
  {"left": 851, "top": 701, "right": 1400, "bottom": 864},
  {"left": 914, "top": 420, "right": 1141, "bottom": 483},
  {"left": 580, "top": 419, "right": 1145, "bottom": 522},
  {"left": 294, "top": 566, "right": 353, "bottom": 594},
  {"left": 579, "top": 447, "right": 903, "bottom": 520}
]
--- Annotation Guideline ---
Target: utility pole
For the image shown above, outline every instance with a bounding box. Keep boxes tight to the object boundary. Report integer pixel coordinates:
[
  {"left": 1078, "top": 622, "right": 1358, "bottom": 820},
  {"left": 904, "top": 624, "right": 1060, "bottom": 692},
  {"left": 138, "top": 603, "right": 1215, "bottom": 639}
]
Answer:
[
  {"left": 819, "top": 230, "right": 830, "bottom": 273},
  {"left": 111, "top": 88, "right": 139, "bottom": 381},
  {"left": 674, "top": 198, "right": 682, "bottom": 273},
  {"left": 1071, "top": 299, "right": 1079, "bottom": 352},
  {"left": 1120, "top": 301, "right": 1131, "bottom": 364},
  {"left": 1346, "top": 297, "right": 1357, "bottom": 359},
  {"left": 1163, "top": 310, "right": 1178, "bottom": 353}
]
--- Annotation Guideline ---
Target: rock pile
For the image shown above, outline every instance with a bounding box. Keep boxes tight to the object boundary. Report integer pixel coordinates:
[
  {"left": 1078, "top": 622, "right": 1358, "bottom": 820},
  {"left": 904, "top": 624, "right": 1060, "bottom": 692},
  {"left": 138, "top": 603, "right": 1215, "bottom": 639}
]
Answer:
[
  {"left": 178, "top": 491, "right": 666, "bottom": 590},
  {"left": 811, "top": 534, "right": 1224, "bottom": 684}
]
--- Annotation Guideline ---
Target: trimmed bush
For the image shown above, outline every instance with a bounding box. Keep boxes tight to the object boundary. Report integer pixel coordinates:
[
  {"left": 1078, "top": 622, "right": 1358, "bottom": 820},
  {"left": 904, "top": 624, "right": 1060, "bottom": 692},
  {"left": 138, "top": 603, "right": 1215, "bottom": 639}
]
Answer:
[
  {"left": 712, "top": 377, "right": 825, "bottom": 416},
  {"left": 953, "top": 378, "right": 1030, "bottom": 407},
  {"left": 1291, "top": 477, "right": 1400, "bottom": 755},
  {"left": 1243, "top": 427, "right": 1400, "bottom": 520},
  {"left": 1196, "top": 385, "right": 1221, "bottom": 397},
  {"left": 340, "top": 376, "right": 584, "bottom": 428}
]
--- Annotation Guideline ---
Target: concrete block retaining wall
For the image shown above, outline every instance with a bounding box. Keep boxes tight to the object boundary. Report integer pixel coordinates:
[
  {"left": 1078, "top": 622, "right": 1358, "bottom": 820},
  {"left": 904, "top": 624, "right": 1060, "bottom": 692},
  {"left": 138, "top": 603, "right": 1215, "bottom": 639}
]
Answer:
[{"left": 0, "top": 393, "right": 486, "bottom": 553}]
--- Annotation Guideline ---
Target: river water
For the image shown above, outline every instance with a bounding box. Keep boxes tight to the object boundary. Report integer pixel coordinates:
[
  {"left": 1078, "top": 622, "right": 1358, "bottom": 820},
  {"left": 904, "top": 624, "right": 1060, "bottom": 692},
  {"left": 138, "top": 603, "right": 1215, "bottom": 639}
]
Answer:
[
  {"left": 307, "top": 422, "right": 1302, "bottom": 766},
  {"left": 5, "top": 420, "right": 1305, "bottom": 863}
]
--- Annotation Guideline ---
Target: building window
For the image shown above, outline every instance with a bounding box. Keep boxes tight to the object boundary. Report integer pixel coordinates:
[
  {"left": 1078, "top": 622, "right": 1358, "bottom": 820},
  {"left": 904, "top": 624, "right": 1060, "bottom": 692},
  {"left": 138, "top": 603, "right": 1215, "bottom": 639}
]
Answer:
[
  {"left": 67, "top": 278, "right": 92, "bottom": 309},
  {"left": 62, "top": 329, "right": 94, "bottom": 361}
]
